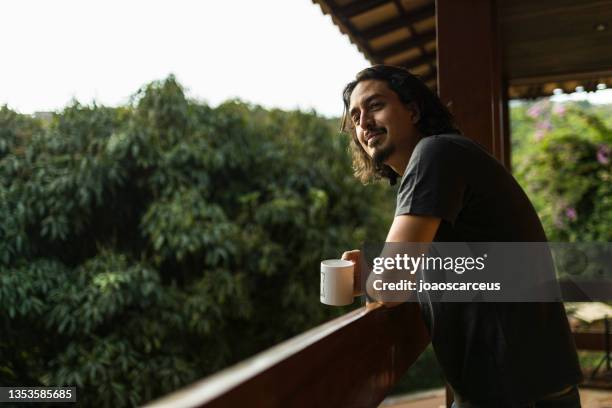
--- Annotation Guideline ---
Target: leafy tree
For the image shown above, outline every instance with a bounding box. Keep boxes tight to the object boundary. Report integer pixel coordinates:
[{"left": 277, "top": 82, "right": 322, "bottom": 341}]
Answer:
[{"left": 0, "top": 76, "right": 395, "bottom": 406}]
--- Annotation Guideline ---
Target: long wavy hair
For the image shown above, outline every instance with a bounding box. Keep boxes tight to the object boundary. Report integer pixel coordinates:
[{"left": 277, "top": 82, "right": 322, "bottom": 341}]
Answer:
[{"left": 341, "top": 65, "right": 461, "bottom": 185}]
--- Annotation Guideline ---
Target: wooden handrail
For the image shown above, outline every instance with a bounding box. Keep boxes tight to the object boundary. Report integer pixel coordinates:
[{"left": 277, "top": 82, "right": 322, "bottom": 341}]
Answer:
[
  {"left": 574, "top": 330, "right": 612, "bottom": 352},
  {"left": 144, "top": 302, "right": 430, "bottom": 408},
  {"left": 143, "top": 303, "right": 603, "bottom": 408}
]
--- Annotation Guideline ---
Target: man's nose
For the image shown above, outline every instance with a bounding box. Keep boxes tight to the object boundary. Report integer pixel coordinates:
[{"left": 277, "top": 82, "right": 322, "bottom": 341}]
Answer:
[{"left": 359, "top": 111, "right": 374, "bottom": 130}]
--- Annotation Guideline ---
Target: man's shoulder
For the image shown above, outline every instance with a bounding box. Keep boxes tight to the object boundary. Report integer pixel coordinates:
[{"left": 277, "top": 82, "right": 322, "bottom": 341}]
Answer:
[
  {"left": 416, "top": 133, "right": 482, "bottom": 151},
  {"left": 410, "top": 134, "right": 472, "bottom": 162},
  {"left": 413, "top": 134, "right": 495, "bottom": 164}
]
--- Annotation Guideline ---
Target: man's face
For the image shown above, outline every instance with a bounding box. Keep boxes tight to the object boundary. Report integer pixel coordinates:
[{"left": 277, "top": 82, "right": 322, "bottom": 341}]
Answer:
[{"left": 348, "top": 79, "right": 420, "bottom": 167}]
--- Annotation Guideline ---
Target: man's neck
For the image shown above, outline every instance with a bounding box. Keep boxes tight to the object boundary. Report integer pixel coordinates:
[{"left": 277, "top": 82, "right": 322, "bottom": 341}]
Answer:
[
  {"left": 387, "top": 155, "right": 410, "bottom": 177},
  {"left": 387, "top": 134, "right": 425, "bottom": 176}
]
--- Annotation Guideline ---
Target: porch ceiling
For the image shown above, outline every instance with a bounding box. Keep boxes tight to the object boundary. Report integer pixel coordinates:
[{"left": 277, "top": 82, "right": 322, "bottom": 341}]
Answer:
[{"left": 313, "top": 0, "right": 612, "bottom": 99}]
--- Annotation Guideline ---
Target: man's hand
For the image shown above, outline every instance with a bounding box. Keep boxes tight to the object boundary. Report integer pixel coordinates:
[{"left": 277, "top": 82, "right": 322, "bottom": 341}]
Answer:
[
  {"left": 341, "top": 249, "right": 363, "bottom": 297},
  {"left": 341, "top": 249, "right": 401, "bottom": 308},
  {"left": 341, "top": 214, "right": 442, "bottom": 309}
]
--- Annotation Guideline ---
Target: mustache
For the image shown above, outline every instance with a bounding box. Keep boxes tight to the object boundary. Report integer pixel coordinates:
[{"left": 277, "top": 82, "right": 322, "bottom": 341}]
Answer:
[{"left": 368, "top": 127, "right": 386, "bottom": 134}]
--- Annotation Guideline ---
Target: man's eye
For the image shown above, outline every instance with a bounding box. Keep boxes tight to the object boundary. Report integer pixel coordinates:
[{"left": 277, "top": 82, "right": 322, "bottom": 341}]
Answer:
[
  {"left": 370, "top": 102, "right": 382, "bottom": 109},
  {"left": 352, "top": 115, "right": 360, "bottom": 124}
]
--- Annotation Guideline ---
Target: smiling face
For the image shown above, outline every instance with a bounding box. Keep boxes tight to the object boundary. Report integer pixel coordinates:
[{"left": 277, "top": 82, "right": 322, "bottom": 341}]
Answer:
[{"left": 348, "top": 79, "right": 423, "bottom": 173}]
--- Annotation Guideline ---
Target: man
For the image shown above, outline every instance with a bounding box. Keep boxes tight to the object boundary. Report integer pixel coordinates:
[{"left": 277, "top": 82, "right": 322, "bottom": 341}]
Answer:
[{"left": 340, "top": 65, "right": 582, "bottom": 407}]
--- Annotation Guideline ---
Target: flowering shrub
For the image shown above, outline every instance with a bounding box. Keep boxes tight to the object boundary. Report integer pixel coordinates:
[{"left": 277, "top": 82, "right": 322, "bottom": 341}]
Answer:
[{"left": 513, "top": 100, "right": 612, "bottom": 241}]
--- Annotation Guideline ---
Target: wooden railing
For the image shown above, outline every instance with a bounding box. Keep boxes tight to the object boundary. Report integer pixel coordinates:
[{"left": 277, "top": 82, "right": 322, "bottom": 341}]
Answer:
[
  {"left": 574, "top": 330, "right": 611, "bottom": 352},
  {"left": 144, "top": 302, "right": 429, "bottom": 408},
  {"left": 144, "top": 303, "right": 611, "bottom": 408}
]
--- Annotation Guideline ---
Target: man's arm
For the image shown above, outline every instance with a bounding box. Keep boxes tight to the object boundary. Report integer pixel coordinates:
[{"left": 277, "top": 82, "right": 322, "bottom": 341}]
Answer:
[
  {"left": 355, "top": 214, "right": 440, "bottom": 359},
  {"left": 343, "top": 214, "right": 441, "bottom": 302},
  {"left": 374, "top": 214, "right": 441, "bottom": 307},
  {"left": 386, "top": 214, "right": 441, "bottom": 243}
]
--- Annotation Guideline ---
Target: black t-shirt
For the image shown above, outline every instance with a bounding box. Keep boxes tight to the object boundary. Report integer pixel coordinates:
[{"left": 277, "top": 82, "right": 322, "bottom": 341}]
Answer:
[{"left": 395, "top": 134, "right": 583, "bottom": 406}]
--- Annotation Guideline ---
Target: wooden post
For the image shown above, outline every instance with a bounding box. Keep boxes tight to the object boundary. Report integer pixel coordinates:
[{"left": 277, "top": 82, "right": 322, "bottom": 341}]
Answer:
[
  {"left": 436, "top": 0, "right": 510, "bottom": 168},
  {"left": 436, "top": 2, "right": 509, "bottom": 406}
]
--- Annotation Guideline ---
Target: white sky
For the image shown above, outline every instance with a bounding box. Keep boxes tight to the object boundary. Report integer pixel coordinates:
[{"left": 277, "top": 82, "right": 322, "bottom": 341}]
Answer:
[
  {"left": 0, "top": 0, "right": 369, "bottom": 117},
  {"left": 2, "top": 1, "right": 610, "bottom": 117}
]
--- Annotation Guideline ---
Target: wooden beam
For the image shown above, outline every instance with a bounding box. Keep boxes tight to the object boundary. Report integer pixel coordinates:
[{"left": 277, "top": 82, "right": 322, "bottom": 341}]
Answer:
[
  {"left": 335, "top": 0, "right": 391, "bottom": 19},
  {"left": 373, "top": 30, "right": 436, "bottom": 61},
  {"left": 436, "top": 0, "right": 509, "bottom": 167},
  {"left": 360, "top": 4, "right": 436, "bottom": 41},
  {"left": 144, "top": 303, "right": 430, "bottom": 408},
  {"left": 501, "top": 80, "right": 511, "bottom": 169},
  {"left": 418, "top": 67, "right": 437, "bottom": 84},
  {"left": 510, "top": 68, "right": 612, "bottom": 86},
  {"left": 396, "top": 52, "right": 436, "bottom": 71},
  {"left": 392, "top": 0, "right": 437, "bottom": 77}
]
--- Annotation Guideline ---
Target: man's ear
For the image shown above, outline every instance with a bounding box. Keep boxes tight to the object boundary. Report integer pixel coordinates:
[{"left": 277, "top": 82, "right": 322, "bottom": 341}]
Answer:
[{"left": 408, "top": 102, "right": 421, "bottom": 124}]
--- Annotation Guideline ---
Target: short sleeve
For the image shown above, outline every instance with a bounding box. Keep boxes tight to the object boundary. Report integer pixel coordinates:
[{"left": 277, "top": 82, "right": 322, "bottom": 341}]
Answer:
[{"left": 395, "top": 135, "right": 466, "bottom": 224}]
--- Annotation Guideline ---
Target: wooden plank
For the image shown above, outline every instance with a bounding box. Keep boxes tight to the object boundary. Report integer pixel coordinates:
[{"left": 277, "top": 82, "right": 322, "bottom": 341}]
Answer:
[
  {"left": 510, "top": 69, "right": 612, "bottom": 86},
  {"left": 574, "top": 331, "right": 612, "bottom": 352},
  {"left": 499, "top": 0, "right": 612, "bottom": 80},
  {"left": 144, "top": 303, "right": 430, "bottom": 408},
  {"left": 436, "top": 0, "right": 509, "bottom": 167},
  {"left": 501, "top": 82, "right": 510, "bottom": 169},
  {"left": 372, "top": 30, "right": 436, "bottom": 60},
  {"left": 498, "top": 0, "right": 612, "bottom": 21},
  {"left": 361, "top": 4, "right": 435, "bottom": 40},
  {"left": 396, "top": 52, "right": 436, "bottom": 71},
  {"left": 335, "top": 0, "right": 392, "bottom": 19},
  {"left": 418, "top": 67, "right": 437, "bottom": 84},
  {"left": 392, "top": 0, "right": 436, "bottom": 77}
]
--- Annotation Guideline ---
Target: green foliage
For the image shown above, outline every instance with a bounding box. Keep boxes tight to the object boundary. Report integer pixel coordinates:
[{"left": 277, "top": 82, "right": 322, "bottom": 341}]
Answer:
[
  {"left": 0, "top": 77, "right": 395, "bottom": 406},
  {"left": 511, "top": 100, "right": 612, "bottom": 241}
]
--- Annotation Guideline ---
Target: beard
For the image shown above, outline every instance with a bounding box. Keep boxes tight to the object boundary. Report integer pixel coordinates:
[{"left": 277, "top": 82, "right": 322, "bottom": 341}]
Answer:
[{"left": 372, "top": 142, "right": 395, "bottom": 169}]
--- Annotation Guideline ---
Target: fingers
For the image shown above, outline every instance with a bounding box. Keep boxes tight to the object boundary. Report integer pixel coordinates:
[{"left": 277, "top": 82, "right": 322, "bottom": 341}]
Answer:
[
  {"left": 342, "top": 249, "right": 363, "bottom": 297},
  {"left": 341, "top": 249, "right": 360, "bottom": 263}
]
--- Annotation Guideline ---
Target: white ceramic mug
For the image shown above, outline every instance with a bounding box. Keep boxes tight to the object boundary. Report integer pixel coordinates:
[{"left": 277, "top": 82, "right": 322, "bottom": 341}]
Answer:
[{"left": 320, "top": 259, "right": 354, "bottom": 306}]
